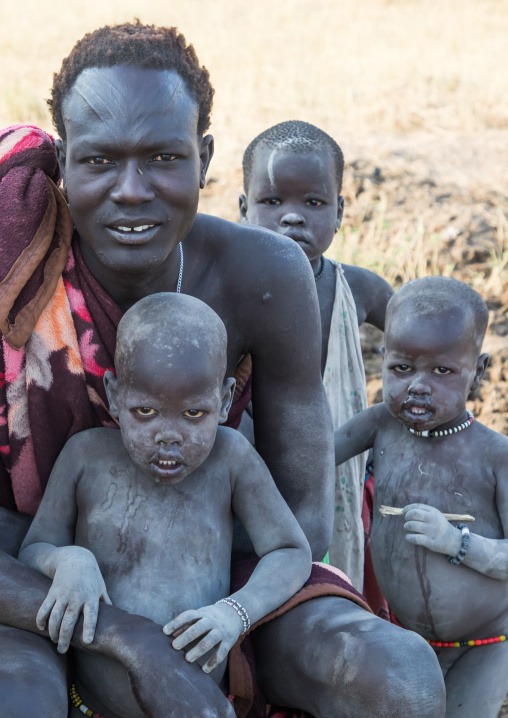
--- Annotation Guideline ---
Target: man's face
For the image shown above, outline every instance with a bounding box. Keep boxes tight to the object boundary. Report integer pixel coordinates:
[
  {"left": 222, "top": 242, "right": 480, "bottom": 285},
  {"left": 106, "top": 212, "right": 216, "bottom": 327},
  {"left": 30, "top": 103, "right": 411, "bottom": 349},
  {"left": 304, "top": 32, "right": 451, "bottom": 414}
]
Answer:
[
  {"left": 240, "top": 147, "right": 343, "bottom": 263},
  {"left": 382, "top": 309, "right": 484, "bottom": 433},
  {"left": 106, "top": 345, "right": 232, "bottom": 485},
  {"left": 58, "top": 66, "right": 212, "bottom": 276}
]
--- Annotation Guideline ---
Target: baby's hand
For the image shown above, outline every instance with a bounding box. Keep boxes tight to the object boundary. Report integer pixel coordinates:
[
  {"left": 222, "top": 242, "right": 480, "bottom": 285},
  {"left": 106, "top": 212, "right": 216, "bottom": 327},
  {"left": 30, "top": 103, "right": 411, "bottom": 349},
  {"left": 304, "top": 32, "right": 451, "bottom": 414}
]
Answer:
[
  {"left": 163, "top": 602, "right": 244, "bottom": 673},
  {"left": 37, "top": 546, "right": 111, "bottom": 653},
  {"left": 403, "top": 504, "right": 462, "bottom": 557}
]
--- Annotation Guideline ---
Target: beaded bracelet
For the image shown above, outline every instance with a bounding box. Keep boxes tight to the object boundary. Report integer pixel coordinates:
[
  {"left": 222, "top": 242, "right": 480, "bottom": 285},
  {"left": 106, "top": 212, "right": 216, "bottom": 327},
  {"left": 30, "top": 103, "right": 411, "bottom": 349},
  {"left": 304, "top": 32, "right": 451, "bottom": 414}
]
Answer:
[
  {"left": 217, "top": 597, "right": 251, "bottom": 634},
  {"left": 448, "top": 523, "right": 470, "bottom": 565}
]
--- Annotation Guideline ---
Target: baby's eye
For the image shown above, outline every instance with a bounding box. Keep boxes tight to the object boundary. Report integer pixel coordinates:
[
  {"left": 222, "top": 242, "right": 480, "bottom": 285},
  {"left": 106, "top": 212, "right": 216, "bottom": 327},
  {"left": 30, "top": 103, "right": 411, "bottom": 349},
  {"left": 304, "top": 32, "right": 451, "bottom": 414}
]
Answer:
[
  {"left": 151, "top": 153, "right": 178, "bottom": 162},
  {"left": 183, "top": 410, "right": 205, "bottom": 418},
  {"left": 393, "top": 364, "right": 412, "bottom": 373},
  {"left": 86, "top": 157, "right": 113, "bottom": 165},
  {"left": 132, "top": 407, "right": 157, "bottom": 416},
  {"left": 433, "top": 366, "right": 452, "bottom": 375},
  {"left": 261, "top": 198, "right": 281, "bottom": 206},
  {"left": 306, "top": 199, "right": 324, "bottom": 206}
]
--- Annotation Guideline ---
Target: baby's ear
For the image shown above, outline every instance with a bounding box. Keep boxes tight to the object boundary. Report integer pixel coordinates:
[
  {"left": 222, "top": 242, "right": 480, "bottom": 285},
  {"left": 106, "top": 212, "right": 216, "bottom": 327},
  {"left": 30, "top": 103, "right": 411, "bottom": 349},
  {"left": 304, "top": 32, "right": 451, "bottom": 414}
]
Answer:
[
  {"left": 470, "top": 352, "right": 489, "bottom": 391},
  {"left": 218, "top": 377, "right": 236, "bottom": 423},
  {"left": 239, "top": 194, "right": 249, "bottom": 222},
  {"left": 104, "top": 371, "right": 120, "bottom": 418},
  {"left": 336, "top": 195, "right": 345, "bottom": 231}
]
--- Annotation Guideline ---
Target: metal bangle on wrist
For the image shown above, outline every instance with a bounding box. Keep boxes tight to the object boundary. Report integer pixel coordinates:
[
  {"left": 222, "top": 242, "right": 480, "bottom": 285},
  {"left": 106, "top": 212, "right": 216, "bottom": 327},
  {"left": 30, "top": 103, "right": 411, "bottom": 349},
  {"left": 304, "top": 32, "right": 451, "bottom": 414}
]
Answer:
[
  {"left": 216, "top": 597, "right": 251, "bottom": 634},
  {"left": 448, "top": 523, "right": 470, "bottom": 565}
]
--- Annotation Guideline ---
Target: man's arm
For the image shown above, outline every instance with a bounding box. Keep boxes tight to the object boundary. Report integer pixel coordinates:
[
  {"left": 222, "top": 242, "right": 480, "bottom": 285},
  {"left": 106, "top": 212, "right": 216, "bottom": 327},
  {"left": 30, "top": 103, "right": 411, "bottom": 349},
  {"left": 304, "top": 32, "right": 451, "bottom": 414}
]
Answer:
[
  {"left": 334, "top": 403, "right": 385, "bottom": 466},
  {"left": 249, "top": 240, "right": 334, "bottom": 559}
]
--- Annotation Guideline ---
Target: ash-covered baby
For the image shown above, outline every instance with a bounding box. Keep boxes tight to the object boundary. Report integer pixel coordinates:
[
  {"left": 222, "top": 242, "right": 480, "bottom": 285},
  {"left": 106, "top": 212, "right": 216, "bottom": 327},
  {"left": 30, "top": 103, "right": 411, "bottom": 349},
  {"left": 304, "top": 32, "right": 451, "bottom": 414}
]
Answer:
[
  {"left": 19, "top": 292, "right": 311, "bottom": 718},
  {"left": 334, "top": 276, "right": 508, "bottom": 718}
]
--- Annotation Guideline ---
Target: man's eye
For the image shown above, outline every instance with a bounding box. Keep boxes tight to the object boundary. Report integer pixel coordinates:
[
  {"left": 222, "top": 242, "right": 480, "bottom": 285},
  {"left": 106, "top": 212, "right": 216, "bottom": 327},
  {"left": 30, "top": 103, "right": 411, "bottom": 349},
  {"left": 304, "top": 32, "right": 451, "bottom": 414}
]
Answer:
[
  {"left": 86, "top": 157, "right": 113, "bottom": 165},
  {"left": 151, "top": 153, "right": 178, "bottom": 162},
  {"left": 133, "top": 407, "right": 157, "bottom": 416},
  {"left": 433, "top": 367, "right": 452, "bottom": 375},
  {"left": 183, "top": 410, "right": 205, "bottom": 418},
  {"left": 261, "top": 198, "right": 281, "bottom": 206},
  {"left": 306, "top": 199, "right": 324, "bottom": 206},
  {"left": 394, "top": 364, "right": 412, "bottom": 373}
]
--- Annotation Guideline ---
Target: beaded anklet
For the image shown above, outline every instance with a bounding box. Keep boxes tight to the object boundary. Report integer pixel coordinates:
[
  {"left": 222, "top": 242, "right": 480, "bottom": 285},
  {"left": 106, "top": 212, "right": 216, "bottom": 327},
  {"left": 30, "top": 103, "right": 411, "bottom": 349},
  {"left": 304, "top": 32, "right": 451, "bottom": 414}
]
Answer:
[
  {"left": 70, "top": 684, "right": 104, "bottom": 718},
  {"left": 409, "top": 410, "right": 474, "bottom": 438},
  {"left": 428, "top": 634, "right": 506, "bottom": 648}
]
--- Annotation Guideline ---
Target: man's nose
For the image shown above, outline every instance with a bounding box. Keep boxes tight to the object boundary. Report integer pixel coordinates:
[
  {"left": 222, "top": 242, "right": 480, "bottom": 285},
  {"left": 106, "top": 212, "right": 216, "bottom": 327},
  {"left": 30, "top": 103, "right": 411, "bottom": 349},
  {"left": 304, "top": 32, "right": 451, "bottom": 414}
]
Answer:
[
  {"left": 110, "top": 162, "right": 156, "bottom": 205},
  {"left": 408, "top": 374, "right": 431, "bottom": 395},
  {"left": 280, "top": 211, "right": 305, "bottom": 226}
]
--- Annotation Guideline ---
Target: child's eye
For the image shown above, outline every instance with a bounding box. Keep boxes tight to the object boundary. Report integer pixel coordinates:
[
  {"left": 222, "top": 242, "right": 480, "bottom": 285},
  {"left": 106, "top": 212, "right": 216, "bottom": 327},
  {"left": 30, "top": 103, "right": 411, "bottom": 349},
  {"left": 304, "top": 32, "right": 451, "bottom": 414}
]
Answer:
[
  {"left": 183, "top": 410, "right": 205, "bottom": 418},
  {"left": 151, "top": 153, "right": 178, "bottom": 162},
  {"left": 433, "top": 367, "right": 452, "bottom": 375},
  {"left": 261, "top": 198, "right": 281, "bottom": 206},
  {"left": 306, "top": 199, "right": 324, "bottom": 206},
  {"left": 86, "top": 157, "right": 114, "bottom": 165},
  {"left": 393, "top": 364, "right": 412, "bottom": 373},
  {"left": 132, "top": 407, "right": 157, "bottom": 416}
]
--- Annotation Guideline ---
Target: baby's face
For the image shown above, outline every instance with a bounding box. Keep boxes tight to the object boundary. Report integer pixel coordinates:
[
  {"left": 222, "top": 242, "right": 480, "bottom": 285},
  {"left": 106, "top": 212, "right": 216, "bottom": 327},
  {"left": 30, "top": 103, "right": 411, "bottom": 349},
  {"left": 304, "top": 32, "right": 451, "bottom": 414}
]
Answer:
[
  {"left": 242, "top": 147, "right": 342, "bottom": 262},
  {"left": 106, "top": 346, "right": 232, "bottom": 485},
  {"left": 382, "top": 311, "right": 483, "bottom": 433}
]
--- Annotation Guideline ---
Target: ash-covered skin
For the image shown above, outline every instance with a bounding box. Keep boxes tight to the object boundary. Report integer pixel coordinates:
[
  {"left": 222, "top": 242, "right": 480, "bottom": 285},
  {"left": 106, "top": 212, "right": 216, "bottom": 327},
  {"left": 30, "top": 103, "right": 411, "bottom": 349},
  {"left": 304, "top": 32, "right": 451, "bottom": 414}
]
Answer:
[
  {"left": 19, "top": 293, "right": 311, "bottom": 718},
  {"left": 334, "top": 276, "right": 508, "bottom": 717}
]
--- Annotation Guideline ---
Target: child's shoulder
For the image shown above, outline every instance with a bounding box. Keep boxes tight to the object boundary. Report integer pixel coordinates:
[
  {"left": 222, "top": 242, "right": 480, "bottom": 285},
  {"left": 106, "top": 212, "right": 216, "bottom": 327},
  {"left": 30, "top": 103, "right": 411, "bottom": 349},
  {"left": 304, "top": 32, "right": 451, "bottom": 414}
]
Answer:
[
  {"left": 340, "top": 263, "right": 393, "bottom": 331},
  {"left": 63, "top": 427, "right": 121, "bottom": 456},
  {"left": 473, "top": 420, "right": 508, "bottom": 468},
  {"left": 214, "top": 425, "right": 255, "bottom": 457}
]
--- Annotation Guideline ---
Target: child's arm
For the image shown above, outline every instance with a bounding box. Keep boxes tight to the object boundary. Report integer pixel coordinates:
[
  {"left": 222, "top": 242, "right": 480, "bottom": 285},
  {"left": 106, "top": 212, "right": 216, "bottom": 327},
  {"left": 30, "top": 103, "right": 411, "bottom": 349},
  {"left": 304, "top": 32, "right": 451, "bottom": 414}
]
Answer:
[
  {"left": 19, "top": 432, "right": 111, "bottom": 652},
  {"left": 342, "top": 265, "right": 393, "bottom": 331},
  {"left": 164, "top": 430, "right": 312, "bottom": 673},
  {"left": 334, "top": 403, "right": 386, "bottom": 466},
  {"left": 403, "top": 433, "right": 508, "bottom": 580}
]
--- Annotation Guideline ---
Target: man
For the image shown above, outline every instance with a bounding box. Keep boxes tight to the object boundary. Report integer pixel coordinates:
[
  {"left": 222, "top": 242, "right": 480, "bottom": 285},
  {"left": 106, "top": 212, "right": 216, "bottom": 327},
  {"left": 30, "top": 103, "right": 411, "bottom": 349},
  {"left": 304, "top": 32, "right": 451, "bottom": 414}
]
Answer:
[{"left": 0, "top": 22, "right": 445, "bottom": 718}]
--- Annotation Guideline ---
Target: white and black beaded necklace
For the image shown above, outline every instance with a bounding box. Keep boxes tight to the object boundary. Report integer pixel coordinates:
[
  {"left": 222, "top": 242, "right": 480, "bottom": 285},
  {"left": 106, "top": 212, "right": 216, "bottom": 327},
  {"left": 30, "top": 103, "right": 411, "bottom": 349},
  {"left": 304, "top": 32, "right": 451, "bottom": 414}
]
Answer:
[{"left": 408, "top": 410, "right": 474, "bottom": 438}]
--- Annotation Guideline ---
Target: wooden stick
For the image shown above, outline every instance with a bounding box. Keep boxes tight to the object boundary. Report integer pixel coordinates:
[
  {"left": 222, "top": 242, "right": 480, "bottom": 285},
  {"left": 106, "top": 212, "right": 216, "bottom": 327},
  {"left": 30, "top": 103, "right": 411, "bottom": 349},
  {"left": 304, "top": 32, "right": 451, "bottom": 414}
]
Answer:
[{"left": 379, "top": 505, "right": 475, "bottom": 522}]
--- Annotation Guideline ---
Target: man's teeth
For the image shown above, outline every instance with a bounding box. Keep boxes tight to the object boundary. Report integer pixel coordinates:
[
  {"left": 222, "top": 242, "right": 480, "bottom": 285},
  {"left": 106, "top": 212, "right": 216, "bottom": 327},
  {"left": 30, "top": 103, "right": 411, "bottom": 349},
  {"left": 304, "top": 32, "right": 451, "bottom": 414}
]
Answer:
[
  {"left": 158, "top": 459, "right": 177, "bottom": 467},
  {"left": 114, "top": 225, "right": 155, "bottom": 233}
]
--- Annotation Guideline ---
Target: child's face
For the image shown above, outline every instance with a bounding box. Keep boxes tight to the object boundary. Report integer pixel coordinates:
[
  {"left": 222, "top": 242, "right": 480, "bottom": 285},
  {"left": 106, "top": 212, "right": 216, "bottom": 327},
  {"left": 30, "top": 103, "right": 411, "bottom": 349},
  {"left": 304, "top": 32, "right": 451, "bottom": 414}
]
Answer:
[
  {"left": 240, "top": 147, "right": 343, "bottom": 262},
  {"left": 105, "top": 347, "right": 233, "bottom": 485},
  {"left": 382, "top": 311, "right": 486, "bottom": 433}
]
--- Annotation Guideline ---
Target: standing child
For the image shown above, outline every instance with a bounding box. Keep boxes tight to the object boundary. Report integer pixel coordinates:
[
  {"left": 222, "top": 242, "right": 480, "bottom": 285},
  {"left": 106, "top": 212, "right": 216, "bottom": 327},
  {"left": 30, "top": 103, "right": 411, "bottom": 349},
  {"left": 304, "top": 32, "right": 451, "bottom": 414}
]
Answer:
[
  {"left": 19, "top": 292, "right": 312, "bottom": 718},
  {"left": 239, "top": 121, "right": 393, "bottom": 590},
  {"left": 334, "top": 276, "right": 508, "bottom": 717}
]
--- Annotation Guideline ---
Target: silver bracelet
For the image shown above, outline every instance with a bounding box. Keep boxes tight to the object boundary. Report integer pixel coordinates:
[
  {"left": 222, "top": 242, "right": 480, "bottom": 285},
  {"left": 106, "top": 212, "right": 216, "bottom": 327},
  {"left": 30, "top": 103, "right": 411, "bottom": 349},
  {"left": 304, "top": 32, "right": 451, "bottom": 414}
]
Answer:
[{"left": 216, "top": 597, "right": 251, "bottom": 634}]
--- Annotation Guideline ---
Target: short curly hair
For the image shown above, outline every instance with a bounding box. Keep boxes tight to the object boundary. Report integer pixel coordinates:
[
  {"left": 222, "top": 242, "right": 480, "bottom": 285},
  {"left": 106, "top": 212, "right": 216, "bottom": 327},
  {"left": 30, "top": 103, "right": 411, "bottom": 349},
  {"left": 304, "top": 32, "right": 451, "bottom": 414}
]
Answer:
[
  {"left": 48, "top": 21, "right": 214, "bottom": 140},
  {"left": 243, "top": 120, "right": 344, "bottom": 192}
]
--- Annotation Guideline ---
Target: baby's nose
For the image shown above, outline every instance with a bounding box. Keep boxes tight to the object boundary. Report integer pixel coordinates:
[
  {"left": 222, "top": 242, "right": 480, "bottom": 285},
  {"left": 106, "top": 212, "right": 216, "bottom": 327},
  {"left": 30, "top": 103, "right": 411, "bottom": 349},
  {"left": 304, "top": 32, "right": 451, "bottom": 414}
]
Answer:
[
  {"left": 155, "top": 428, "right": 182, "bottom": 446},
  {"left": 408, "top": 375, "right": 431, "bottom": 395},
  {"left": 281, "top": 212, "right": 305, "bottom": 226}
]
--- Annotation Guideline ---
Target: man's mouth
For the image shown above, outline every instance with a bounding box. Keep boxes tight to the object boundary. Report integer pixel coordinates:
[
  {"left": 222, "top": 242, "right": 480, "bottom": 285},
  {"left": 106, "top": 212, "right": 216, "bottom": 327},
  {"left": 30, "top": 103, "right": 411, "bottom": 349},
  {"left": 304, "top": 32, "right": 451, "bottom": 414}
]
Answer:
[
  {"left": 113, "top": 224, "right": 157, "bottom": 233},
  {"left": 106, "top": 220, "right": 162, "bottom": 244}
]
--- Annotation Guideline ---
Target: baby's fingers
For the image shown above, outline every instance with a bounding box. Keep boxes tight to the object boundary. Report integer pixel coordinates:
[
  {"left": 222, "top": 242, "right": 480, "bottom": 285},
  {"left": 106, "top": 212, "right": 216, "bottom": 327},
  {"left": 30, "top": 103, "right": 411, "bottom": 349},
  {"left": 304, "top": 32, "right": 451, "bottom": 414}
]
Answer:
[
  {"left": 47, "top": 601, "right": 67, "bottom": 644},
  {"left": 163, "top": 610, "right": 199, "bottom": 638},
  {"left": 57, "top": 605, "right": 80, "bottom": 653},
  {"left": 82, "top": 601, "right": 99, "bottom": 645},
  {"left": 185, "top": 629, "right": 221, "bottom": 664},
  {"left": 36, "top": 594, "right": 56, "bottom": 632},
  {"left": 404, "top": 520, "right": 428, "bottom": 534},
  {"left": 172, "top": 619, "right": 210, "bottom": 651},
  {"left": 202, "top": 643, "right": 230, "bottom": 674}
]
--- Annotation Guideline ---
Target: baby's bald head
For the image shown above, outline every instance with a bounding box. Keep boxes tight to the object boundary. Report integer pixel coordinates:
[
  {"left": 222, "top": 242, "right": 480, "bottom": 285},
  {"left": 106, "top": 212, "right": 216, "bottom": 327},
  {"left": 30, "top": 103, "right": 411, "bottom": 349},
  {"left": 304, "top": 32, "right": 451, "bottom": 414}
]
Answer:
[
  {"left": 386, "top": 277, "right": 488, "bottom": 354},
  {"left": 115, "top": 293, "right": 228, "bottom": 387}
]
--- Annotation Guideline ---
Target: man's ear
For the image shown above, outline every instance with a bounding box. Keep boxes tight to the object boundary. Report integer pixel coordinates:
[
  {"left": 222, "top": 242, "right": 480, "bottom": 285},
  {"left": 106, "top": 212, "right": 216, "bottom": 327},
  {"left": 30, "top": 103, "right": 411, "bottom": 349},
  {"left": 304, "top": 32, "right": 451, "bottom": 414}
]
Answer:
[
  {"left": 239, "top": 194, "right": 249, "bottom": 222},
  {"left": 104, "top": 371, "right": 120, "bottom": 418},
  {"left": 55, "top": 139, "right": 67, "bottom": 191},
  {"left": 470, "top": 352, "right": 489, "bottom": 392},
  {"left": 218, "top": 377, "right": 236, "bottom": 423},
  {"left": 199, "top": 134, "right": 214, "bottom": 189},
  {"left": 336, "top": 195, "right": 345, "bottom": 231}
]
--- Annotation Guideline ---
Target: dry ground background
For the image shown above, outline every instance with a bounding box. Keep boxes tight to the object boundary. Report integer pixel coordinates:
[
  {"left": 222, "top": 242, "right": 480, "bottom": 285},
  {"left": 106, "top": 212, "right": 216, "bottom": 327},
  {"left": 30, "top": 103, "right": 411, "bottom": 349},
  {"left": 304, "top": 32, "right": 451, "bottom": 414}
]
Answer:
[{"left": 2, "top": 0, "right": 508, "bottom": 712}]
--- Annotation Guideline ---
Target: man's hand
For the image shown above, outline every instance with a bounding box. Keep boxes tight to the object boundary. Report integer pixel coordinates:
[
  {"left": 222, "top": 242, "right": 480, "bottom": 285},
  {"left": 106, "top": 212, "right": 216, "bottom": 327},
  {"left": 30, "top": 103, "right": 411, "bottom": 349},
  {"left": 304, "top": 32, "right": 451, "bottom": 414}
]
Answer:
[
  {"left": 403, "top": 504, "right": 462, "bottom": 556},
  {"left": 164, "top": 602, "right": 243, "bottom": 673},
  {"left": 37, "top": 546, "right": 111, "bottom": 653}
]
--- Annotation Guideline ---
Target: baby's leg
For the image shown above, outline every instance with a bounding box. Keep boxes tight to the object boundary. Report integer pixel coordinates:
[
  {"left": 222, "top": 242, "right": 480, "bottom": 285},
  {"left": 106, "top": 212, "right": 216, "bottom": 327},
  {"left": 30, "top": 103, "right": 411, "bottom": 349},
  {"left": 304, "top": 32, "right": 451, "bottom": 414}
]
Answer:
[
  {"left": 444, "top": 642, "right": 508, "bottom": 717},
  {"left": 0, "top": 624, "right": 68, "bottom": 716}
]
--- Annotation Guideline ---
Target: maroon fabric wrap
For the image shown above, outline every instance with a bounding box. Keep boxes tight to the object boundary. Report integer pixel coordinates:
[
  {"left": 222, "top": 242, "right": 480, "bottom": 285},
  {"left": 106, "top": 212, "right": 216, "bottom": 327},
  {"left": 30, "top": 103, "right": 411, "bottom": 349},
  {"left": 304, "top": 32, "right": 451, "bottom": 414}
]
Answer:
[
  {"left": 228, "top": 560, "right": 372, "bottom": 718},
  {"left": 362, "top": 474, "right": 390, "bottom": 621}
]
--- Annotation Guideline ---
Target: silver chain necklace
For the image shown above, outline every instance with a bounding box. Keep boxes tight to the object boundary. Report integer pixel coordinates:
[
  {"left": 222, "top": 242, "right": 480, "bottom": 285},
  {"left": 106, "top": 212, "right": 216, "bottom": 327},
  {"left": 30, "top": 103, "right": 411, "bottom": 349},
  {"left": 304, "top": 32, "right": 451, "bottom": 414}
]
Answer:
[{"left": 176, "top": 242, "right": 183, "bottom": 293}]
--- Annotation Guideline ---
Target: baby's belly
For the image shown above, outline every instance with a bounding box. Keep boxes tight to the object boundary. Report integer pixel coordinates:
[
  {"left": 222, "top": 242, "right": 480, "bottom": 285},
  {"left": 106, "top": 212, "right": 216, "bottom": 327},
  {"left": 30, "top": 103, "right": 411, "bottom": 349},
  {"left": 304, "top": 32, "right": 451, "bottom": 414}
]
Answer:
[{"left": 371, "top": 525, "right": 508, "bottom": 640}]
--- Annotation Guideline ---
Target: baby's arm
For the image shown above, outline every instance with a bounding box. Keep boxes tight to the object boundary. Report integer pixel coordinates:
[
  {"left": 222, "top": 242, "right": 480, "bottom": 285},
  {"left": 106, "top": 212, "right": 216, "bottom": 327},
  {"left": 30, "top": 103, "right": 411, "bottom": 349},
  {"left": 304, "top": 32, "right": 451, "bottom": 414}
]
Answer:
[
  {"left": 404, "top": 434, "right": 508, "bottom": 579},
  {"left": 341, "top": 264, "right": 393, "bottom": 331},
  {"left": 164, "top": 430, "right": 312, "bottom": 672},
  {"left": 19, "top": 432, "right": 111, "bottom": 652},
  {"left": 334, "top": 402, "right": 386, "bottom": 466}
]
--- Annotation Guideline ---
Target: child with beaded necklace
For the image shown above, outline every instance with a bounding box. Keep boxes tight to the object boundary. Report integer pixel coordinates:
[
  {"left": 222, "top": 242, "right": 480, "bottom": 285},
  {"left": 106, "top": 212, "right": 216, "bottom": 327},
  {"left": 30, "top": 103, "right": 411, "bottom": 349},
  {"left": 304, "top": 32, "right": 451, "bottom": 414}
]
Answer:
[{"left": 334, "top": 276, "right": 508, "bottom": 717}]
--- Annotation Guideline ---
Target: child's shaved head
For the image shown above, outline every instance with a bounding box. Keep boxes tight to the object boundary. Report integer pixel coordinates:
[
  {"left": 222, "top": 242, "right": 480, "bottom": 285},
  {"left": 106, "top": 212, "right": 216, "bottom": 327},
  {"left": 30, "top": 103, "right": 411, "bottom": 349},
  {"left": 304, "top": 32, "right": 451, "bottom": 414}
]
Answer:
[
  {"left": 386, "top": 277, "right": 489, "bottom": 353},
  {"left": 115, "top": 293, "right": 228, "bottom": 384},
  {"left": 243, "top": 120, "right": 344, "bottom": 193}
]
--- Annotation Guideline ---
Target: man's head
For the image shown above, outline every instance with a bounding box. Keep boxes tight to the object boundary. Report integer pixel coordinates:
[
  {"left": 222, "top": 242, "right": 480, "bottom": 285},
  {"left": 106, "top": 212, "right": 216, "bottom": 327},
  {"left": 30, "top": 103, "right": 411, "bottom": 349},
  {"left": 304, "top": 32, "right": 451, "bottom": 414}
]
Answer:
[
  {"left": 52, "top": 22, "right": 215, "bottom": 277},
  {"left": 382, "top": 276, "right": 489, "bottom": 433},
  {"left": 239, "top": 121, "right": 345, "bottom": 264},
  {"left": 104, "top": 293, "right": 235, "bottom": 485}
]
